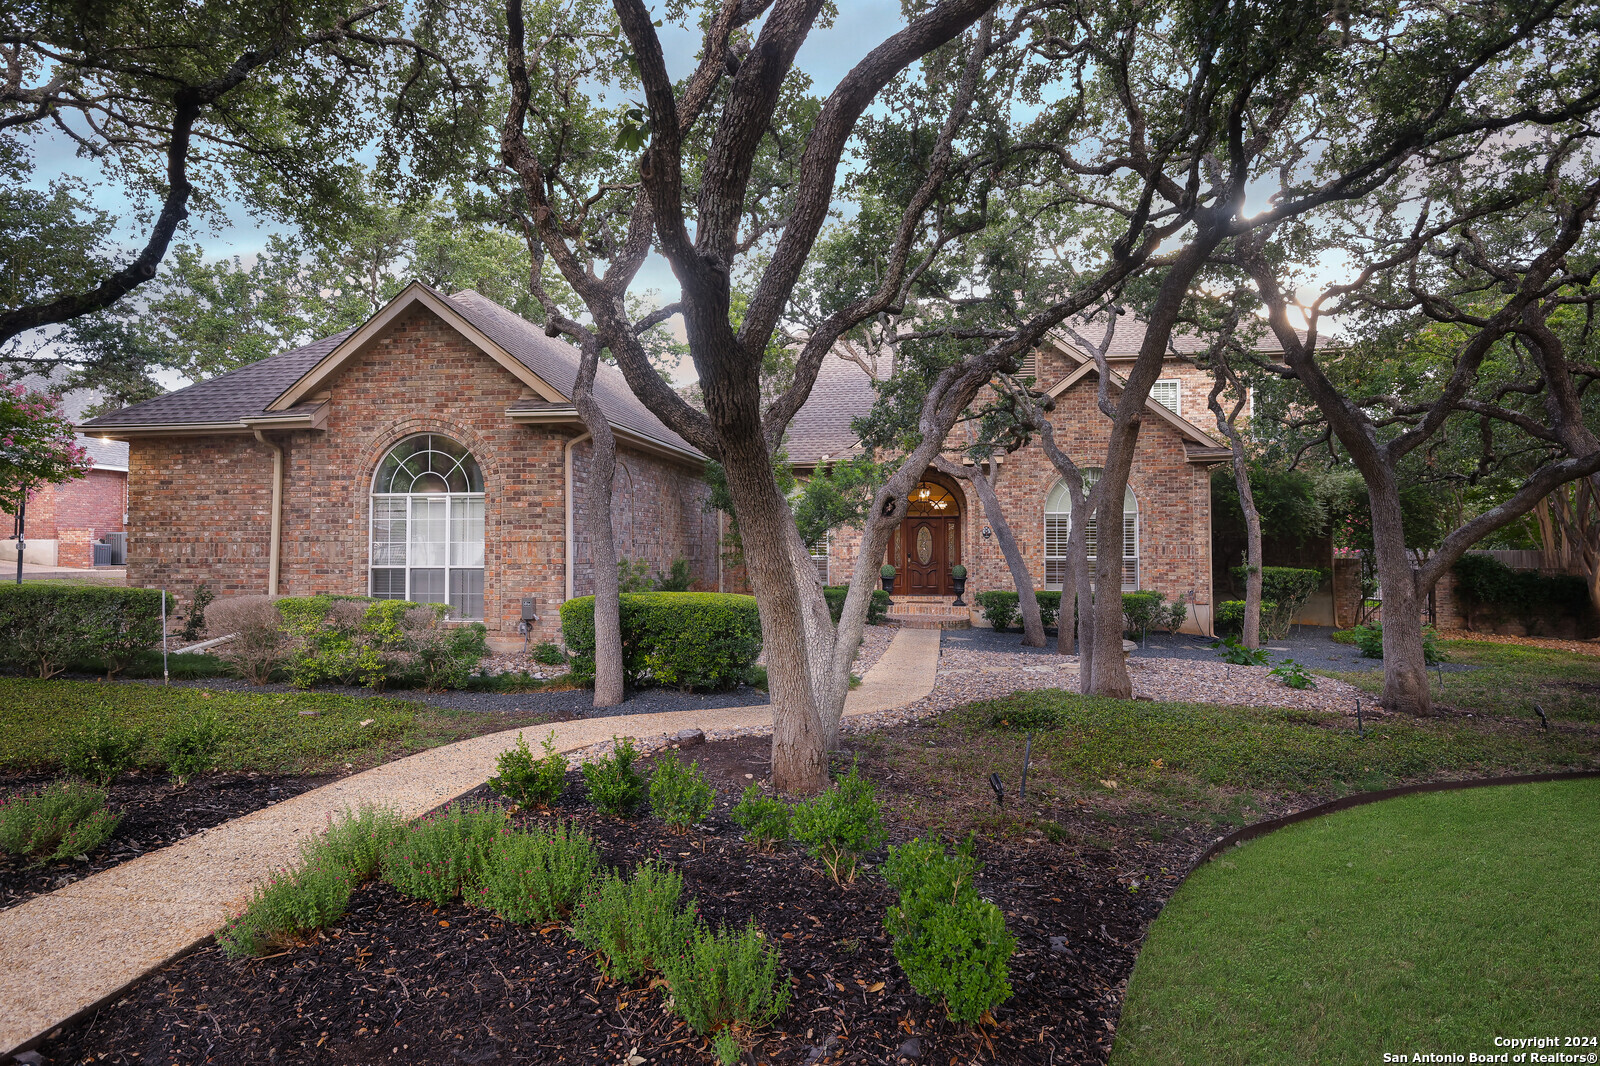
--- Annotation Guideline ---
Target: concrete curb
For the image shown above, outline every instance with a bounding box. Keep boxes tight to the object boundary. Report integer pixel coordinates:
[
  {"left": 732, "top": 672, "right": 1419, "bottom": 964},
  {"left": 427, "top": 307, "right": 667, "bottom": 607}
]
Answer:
[{"left": 0, "top": 627, "right": 941, "bottom": 1056}]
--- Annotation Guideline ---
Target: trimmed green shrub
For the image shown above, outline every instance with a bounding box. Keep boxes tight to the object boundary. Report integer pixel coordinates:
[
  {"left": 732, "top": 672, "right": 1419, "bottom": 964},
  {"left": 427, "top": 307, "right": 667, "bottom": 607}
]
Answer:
[
  {"left": 487, "top": 731, "right": 570, "bottom": 808},
  {"left": 650, "top": 756, "right": 715, "bottom": 833},
  {"left": 662, "top": 920, "right": 792, "bottom": 1042},
  {"left": 882, "top": 836, "right": 1015, "bottom": 1025},
  {"left": 582, "top": 738, "right": 647, "bottom": 817},
  {"left": 0, "top": 779, "right": 121, "bottom": 864},
  {"left": 561, "top": 593, "right": 762, "bottom": 691},
  {"left": 790, "top": 763, "right": 886, "bottom": 885},
  {"left": 216, "top": 805, "right": 403, "bottom": 957},
  {"left": 571, "top": 861, "right": 700, "bottom": 983},
  {"left": 479, "top": 823, "right": 601, "bottom": 924},
  {"left": 215, "top": 856, "right": 354, "bottom": 957},
  {"left": 1351, "top": 622, "right": 1441, "bottom": 664},
  {"left": 382, "top": 803, "right": 507, "bottom": 905},
  {"left": 731, "top": 784, "right": 790, "bottom": 851},
  {"left": 0, "top": 585, "right": 172, "bottom": 679},
  {"left": 158, "top": 710, "right": 229, "bottom": 784},
  {"left": 1214, "top": 599, "right": 1278, "bottom": 637},
  {"left": 1229, "top": 566, "right": 1325, "bottom": 636},
  {"left": 60, "top": 718, "right": 144, "bottom": 785},
  {"left": 822, "top": 587, "right": 892, "bottom": 626}
]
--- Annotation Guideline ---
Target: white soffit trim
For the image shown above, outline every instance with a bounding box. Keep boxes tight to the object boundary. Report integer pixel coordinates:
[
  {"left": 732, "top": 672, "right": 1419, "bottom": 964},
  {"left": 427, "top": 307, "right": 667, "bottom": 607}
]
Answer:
[{"left": 266, "top": 282, "right": 567, "bottom": 412}]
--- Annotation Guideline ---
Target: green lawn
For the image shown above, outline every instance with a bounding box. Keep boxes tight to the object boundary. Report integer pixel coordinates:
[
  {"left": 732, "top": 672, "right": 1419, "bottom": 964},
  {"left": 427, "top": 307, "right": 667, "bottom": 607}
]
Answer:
[
  {"left": 0, "top": 678, "right": 548, "bottom": 777},
  {"left": 1322, "top": 638, "right": 1600, "bottom": 722},
  {"left": 1112, "top": 778, "right": 1600, "bottom": 1065},
  {"left": 854, "top": 690, "right": 1600, "bottom": 833}
]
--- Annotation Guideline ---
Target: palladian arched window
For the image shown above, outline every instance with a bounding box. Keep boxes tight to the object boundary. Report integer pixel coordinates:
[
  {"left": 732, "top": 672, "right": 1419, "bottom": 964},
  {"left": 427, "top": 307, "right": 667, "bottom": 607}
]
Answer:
[
  {"left": 1043, "top": 469, "right": 1138, "bottom": 592},
  {"left": 370, "top": 434, "right": 485, "bottom": 619}
]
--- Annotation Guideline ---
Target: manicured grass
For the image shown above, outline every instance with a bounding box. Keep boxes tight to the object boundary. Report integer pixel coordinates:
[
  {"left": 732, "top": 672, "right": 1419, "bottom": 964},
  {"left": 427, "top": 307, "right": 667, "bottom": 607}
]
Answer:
[
  {"left": 0, "top": 678, "right": 546, "bottom": 777},
  {"left": 1112, "top": 778, "right": 1600, "bottom": 1065},
  {"left": 854, "top": 691, "right": 1599, "bottom": 830},
  {"left": 1322, "top": 638, "right": 1600, "bottom": 722}
]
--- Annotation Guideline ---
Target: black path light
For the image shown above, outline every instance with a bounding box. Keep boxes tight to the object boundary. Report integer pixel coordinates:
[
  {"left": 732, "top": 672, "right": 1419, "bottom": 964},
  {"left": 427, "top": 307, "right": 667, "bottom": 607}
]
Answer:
[{"left": 989, "top": 772, "right": 1005, "bottom": 808}]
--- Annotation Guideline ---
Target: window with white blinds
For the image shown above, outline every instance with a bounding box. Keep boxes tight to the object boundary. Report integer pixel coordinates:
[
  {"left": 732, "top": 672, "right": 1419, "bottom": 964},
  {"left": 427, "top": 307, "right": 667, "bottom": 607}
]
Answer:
[
  {"left": 1043, "top": 469, "right": 1138, "bottom": 591},
  {"left": 1150, "top": 379, "right": 1181, "bottom": 415},
  {"left": 369, "top": 434, "right": 486, "bottom": 620}
]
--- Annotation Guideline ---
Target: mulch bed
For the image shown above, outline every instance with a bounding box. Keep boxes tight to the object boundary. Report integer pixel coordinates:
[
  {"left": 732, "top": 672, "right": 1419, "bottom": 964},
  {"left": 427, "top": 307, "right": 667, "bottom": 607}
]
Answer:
[
  {"left": 37, "top": 737, "right": 1207, "bottom": 1066},
  {"left": 1, "top": 771, "right": 331, "bottom": 911}
]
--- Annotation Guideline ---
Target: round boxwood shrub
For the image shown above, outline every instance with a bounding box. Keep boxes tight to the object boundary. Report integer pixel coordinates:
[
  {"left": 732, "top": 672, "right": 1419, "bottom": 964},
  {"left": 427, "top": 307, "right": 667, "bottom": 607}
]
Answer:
[{"left": 560, "top": 592, "right": 762, "bottom": 691}]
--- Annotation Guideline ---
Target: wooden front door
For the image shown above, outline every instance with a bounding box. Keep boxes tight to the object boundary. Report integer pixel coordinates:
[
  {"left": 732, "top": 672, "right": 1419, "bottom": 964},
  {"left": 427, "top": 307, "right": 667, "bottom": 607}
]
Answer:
[{"left": 902, "top": 516, "right": 955, "bottom": 595}]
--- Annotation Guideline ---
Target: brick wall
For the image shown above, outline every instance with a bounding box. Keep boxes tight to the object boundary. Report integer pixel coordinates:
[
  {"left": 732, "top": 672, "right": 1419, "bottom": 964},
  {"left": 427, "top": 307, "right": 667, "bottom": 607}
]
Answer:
[
  {"left": 826, "top": 370, "right": 1216, "bottom": 632},
  {"left": 126, "top": 306, "right": 718, "bottom": 646},
  {"left": 0, "top": 468, "right": 126, "bottom": 543}
]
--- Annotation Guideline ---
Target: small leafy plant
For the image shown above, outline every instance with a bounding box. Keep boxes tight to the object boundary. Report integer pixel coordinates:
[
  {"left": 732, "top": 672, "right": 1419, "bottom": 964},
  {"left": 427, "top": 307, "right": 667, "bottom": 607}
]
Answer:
[
  {"left": 662, "top": 920, "right": 792, "bottom": 1050},
  {"left": 382, "top": 803, "right": 507, "bottom": 905},
  {"left": 479, "top": 822, "right": 602, "bottom": 924},
  {"left": 1210, "top": 635, "right": 1269, "bottom": 666},
  {"left": 582, "top": 737, "right": 647, "bottom": 817},
  {"left": 532, "top": 641, "right": 567, "bottom": 666},
  {"left": 158, "top": 710, "right": 229, "bottom": 785},
  {"left": 60, "top": 717, "right": 144, "bottom": 785},
  {"left": 0, "top": 780, "right": 121, "bottom": 864},
  {"left": 790, "top": 762, "right": 886, "bottom": 885},
  {"left": 882, "top": 836, "right": 1015, "bottom": 1025},
  {"left": 650, "top": 756, "right": 715, "bottom": 832},
  {"left": 1270, "top": 659, "right": 1317, "bottom": 690},
  {"left": 731, "top": 783, "right": 790, "bottom": 851},
  {"left": 216, "top": 857, "right": 354, "bottom": 957},
  {"left": 487, "top": 731, "right": 569, "bottom": 808},
  {"left": 571, "top": 861, "right": 699, "bottom": 983}
]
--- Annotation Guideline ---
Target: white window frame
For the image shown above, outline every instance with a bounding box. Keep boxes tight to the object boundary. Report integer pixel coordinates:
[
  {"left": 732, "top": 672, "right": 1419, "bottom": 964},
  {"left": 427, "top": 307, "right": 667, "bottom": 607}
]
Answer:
[
  {"left": 368, "top": 435, "right": 486, "bottom": 620},
  {"left": 1150, "top": 379, "right": 1181, "bottom": 416},
  {"left": 1043, "top": 470, "right": 1138, "bottom": 592}
]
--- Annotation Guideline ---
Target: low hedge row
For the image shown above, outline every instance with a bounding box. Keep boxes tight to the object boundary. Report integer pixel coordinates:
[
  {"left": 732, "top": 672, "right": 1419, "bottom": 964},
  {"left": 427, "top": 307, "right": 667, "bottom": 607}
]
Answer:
[
  {"left": 973, "top": 589, "right": 1186, "bottom": 637},
  {"left": 0, "top": 585, "right": 172, "bottom": 679},
  {"left": 561, "top": 592, "right": 762, "bottom": 691},
  {"left": 822, "top": 586, "right": 892, "bottom": 626}
]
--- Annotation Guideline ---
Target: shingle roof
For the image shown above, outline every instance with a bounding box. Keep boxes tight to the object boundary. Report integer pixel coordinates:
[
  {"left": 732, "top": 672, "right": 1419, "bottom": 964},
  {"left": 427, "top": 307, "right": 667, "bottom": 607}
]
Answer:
[
  {"left": 80, "top": 288, "right": 699, "bottom": 458},
  {"left": 444, "top": 291, "right": 695, "bottom": 455},
  {"left": 81, "top": 330, "right": 353, "bottom": 430}
]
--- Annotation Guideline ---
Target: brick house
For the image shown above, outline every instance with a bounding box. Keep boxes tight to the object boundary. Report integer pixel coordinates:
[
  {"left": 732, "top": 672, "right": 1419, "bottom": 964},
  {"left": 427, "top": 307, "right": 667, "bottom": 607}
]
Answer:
[
  {"left": 787, "top": 324, "right": 1239, "bottom": 634},
  {"left": 81, "top": 283, "right": 719, "bottom": 651},
  {"left": 0, "top": 434, "right": 129, "bottom": 569},
  {"left": 83, "top": 283, "right": 1237, "bottom": 645}
]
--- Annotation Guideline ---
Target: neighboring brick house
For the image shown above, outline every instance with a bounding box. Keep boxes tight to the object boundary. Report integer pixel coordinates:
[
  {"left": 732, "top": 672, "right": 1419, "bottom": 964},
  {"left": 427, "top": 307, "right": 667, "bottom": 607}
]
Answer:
[
  {"left": 787, "top": 323, "right": 1246, "bottom": 634},
  {"left": 0, "top": 434, "right": 129, "bottom": 569},
  {"left": 81, "top": 283, "right": 718, "bottom": 651}
]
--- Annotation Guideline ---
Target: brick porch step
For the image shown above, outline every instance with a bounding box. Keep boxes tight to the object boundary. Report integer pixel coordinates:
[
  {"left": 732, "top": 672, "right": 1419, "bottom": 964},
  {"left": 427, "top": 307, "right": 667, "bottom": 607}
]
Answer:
[{"left": 885, "top": 596, "right": 971, "bottom": 629}]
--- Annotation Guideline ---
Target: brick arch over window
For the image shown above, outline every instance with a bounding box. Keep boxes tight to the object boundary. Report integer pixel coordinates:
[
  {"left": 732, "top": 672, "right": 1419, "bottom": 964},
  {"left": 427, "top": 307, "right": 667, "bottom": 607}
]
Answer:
[
  {"left": 1043, "top": 469, "right": 1139, "bottom": 591},
  {"left": 368, "top": 433, "right": 486, "bottom": 619}
]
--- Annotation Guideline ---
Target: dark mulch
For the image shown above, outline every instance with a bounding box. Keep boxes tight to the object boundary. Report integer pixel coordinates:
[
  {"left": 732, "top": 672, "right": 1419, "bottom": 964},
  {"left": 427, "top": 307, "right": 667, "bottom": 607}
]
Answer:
[
  {"left": 39, "top": 740, "right": 1204, "bottom": 1066},
  {"left": 0, "top": 771, "right": 331, "bottom": 911}
]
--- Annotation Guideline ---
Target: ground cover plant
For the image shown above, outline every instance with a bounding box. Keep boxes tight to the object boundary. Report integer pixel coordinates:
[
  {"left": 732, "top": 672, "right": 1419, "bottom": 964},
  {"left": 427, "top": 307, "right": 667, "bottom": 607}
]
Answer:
[
  {"left": 0, "top": 779, "right": 121, "bottom": 864},
  {"left": 0, "top": 677, "right": 554, "bottom": 777},
  {"left": 1113, "top": 778, "right": 1600, "bottom": 1065},
  {"left": 1322, "top": 637, "right": 1600, "bottom": 723}
]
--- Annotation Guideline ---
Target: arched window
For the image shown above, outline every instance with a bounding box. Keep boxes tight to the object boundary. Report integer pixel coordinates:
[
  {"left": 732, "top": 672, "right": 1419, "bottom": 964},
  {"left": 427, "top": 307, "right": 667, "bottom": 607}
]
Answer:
[
  {"left": 1043, "top": 469, "right": 1138, "bottom": 591},
  {"left": 370, "top": 434, "right": 485, "bottom": 619}
]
